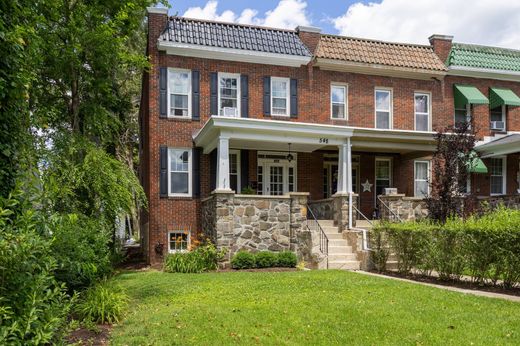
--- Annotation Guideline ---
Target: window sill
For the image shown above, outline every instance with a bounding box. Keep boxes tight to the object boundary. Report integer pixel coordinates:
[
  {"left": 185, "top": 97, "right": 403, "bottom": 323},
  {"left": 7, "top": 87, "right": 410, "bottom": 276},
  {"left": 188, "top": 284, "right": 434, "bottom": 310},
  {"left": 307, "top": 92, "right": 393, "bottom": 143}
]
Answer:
[
  {"left": 162, "top": 116, "right": 198, "bottom": 122},
  {"left": 164, "top": 195, "right": 195, "bottom": 200}
]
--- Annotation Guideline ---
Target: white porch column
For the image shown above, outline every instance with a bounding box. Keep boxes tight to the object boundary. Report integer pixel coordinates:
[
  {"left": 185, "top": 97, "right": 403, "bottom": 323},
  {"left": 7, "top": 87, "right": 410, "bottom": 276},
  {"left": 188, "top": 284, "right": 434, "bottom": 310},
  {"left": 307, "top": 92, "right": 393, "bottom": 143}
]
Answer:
[
  {"left": 337, "top": 140, "right": 352, "bottom": 194},
  {"left": 216, "top": 135, "right": 232, "bottom": 191},
  {"left": 346, "top": 137, "right": 353, "bottom": 194}
]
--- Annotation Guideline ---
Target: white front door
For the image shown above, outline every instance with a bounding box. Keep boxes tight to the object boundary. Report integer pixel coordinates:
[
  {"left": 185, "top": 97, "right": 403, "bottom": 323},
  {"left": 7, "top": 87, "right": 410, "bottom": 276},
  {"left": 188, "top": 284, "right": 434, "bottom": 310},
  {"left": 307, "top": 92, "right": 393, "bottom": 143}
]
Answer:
[
  {"left": 258, "top": 151, "right": 297, "bottom": 196},
  {"left": 267, "top": 165, "right": 284, "bottom": 195}
]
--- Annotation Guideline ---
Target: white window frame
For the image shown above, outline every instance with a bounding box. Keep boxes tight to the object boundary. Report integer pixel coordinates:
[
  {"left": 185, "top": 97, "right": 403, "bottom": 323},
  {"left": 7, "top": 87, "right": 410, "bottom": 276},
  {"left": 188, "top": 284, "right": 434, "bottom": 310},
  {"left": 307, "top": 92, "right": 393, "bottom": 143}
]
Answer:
[
  {"left": 375, "top": 88, "right": 393, "bottom": 129},
  {"left": 490, "top": 156, "right": 507, "bottom": 196},
  {"left": 168, "top": 230, "right": 191, "bottom": 253},
  {"left": 217, "top": 72, "right": 241, "bottom": 117},
  {"left": 330, "top": 84, "right": 348, "bottom": 120},
  {"left": 414, "top": 92, "right": 431, "bottom": 131},
  {"left": 490, "top": 104, "right": 506, "bottom": 131},
  {"left": 271, "top": 77, "right": 290, "bottom": 117},
  {"left": 374, "top": 157, "right": 393, "bottom": 201},
  {"left": 167, "top": 68, "right": 191, "bottom": 118},
  {"left": 414, "top": 160, "right": 430, "bottom": 198},
  {"left": 229, "top": 149, "right": 241, "bottom": 193},
  {"left": 168, "top": 148, "right": 192, "bottom": 197},
  {"left": 454, "top": 104, "right": 471, "bottom": 127}
]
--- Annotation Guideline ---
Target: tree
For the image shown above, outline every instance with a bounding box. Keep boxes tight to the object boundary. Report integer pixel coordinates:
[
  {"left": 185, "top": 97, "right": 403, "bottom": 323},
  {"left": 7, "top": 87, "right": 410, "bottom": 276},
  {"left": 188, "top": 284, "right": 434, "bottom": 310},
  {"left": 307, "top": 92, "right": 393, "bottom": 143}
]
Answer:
[{"left": 426, "top": 123, "right": 477, "bottom": 223}]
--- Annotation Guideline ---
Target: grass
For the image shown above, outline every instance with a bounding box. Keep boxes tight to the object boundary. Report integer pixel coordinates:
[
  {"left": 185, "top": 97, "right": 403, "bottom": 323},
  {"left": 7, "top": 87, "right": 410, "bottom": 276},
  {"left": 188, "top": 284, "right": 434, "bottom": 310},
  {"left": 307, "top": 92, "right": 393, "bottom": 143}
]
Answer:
[{"left": 111, "top": 270, "right": 520, "bottom": 345}]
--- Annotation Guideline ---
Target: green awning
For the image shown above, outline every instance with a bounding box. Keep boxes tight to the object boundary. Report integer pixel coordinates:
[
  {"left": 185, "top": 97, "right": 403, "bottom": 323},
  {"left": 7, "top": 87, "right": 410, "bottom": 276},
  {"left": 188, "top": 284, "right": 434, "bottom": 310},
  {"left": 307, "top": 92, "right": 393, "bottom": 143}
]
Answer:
[
  {"left": 466, "top": 152, "right": 488, "bottom": 174},
  {"left": 489, "top": 87, "right": 520, "bottom": 109},
  {"left": 454, "top": 85, "right": 489, "bottom": 109}
]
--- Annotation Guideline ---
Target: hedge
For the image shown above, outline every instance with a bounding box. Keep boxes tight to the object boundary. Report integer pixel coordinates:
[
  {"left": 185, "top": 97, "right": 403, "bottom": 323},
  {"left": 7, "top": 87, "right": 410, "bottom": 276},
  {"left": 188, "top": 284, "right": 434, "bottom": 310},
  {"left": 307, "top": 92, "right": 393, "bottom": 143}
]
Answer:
[
  {"left": 231, "top": 251, "right": 297, "bottom": 269},
  {"left": 371, "top": 207, "right": 520, "bottom": 288}
]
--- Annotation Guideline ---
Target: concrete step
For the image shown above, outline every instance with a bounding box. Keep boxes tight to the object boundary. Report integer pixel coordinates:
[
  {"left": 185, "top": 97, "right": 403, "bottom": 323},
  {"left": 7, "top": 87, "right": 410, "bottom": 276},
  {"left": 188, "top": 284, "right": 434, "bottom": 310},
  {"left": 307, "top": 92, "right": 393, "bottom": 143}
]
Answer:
[
  {"left": 386, "top": 261, "right": 398, "bottom": 270},
  {"left": 328, "top": 245, "right": 353, "bottom": 253},
  {"left": 322, "top": 232, "right": 343, "bottom": 240},
  {"left": 328, "top": 253, "right": 358, "bottom": 262},
  {"left": 328, "top": 261, "right": 360, "bottom": 270},
  {"left": 328, "top": 239, "right": 349, "bottom": 247},
  {"left": 318, "top": 220, "right": 335, "bottom": 227},
  {"left": 355, "top": 220, "right": 376, "bottom": 229}
]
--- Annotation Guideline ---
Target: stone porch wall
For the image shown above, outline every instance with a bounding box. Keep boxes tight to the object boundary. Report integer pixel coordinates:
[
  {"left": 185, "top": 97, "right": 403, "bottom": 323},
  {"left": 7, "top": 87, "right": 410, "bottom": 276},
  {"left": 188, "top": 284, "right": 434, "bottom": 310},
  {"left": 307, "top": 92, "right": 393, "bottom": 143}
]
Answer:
[
  {"left": 201, "top": 192, "right": 316, "bottom": 267},
  {"left": 308, "top": 198, "right": 334, "bottom": 220},
  {"left": 479, "top": 195, "right": 520, "bottom": 210},
  {"left": 377, "top": 194, "right": 428, "bottom": 221}
]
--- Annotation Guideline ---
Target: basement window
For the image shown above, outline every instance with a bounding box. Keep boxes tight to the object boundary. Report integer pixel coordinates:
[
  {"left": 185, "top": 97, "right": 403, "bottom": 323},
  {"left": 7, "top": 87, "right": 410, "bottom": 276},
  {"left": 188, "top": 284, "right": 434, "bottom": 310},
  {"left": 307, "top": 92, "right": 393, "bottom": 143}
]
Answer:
[{"left": 168, "top": 231, "right": 190, "bottom": 253}]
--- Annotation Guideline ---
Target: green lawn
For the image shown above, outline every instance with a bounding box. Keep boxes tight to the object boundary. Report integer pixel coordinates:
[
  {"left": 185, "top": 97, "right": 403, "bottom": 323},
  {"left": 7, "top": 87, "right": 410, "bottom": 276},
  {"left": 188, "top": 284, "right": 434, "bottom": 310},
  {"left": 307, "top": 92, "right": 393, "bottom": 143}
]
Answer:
[{"left": 111, "top": 270, "right": 520, "bottom": 345}]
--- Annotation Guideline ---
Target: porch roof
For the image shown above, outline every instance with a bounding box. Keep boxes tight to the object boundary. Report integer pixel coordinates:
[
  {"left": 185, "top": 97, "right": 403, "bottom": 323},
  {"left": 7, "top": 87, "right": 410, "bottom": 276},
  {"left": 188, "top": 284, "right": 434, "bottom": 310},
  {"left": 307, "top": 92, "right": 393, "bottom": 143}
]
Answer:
[
  {"left": 193, "top": 117, "right": 437, "bottom": 154},
  {"left": 476, "top": 134, "right": 520, "bottom": 158}
]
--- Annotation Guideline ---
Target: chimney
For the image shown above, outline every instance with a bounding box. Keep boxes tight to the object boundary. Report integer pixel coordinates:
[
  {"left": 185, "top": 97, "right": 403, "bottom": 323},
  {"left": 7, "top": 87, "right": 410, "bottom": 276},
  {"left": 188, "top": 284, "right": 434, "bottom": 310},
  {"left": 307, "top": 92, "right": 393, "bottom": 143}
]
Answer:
[
  {"left": 147, "top": 7, "right": 169, "bottom": 50},
  {"left": 296, "top": 26, "right": 322, "bottom": 54},
  {"left": 428, "top": 34, "right": 454, "bottom": 64}
]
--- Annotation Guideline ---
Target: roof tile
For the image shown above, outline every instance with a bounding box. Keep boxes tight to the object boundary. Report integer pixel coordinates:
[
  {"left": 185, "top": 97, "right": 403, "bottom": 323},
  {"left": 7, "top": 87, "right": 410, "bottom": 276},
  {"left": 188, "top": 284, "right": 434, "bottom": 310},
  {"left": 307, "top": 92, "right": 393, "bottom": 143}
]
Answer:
[{"left": 447, "top": 43, "right": 520, "bottom": 72}]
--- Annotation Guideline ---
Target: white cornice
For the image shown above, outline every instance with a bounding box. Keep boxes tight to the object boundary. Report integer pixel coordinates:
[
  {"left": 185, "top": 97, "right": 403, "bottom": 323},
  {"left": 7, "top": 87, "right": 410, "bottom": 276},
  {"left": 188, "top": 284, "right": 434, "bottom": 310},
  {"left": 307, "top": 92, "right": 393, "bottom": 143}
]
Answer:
[
  {"left": 448, "top": 65, "right": 520, "bottom": 82},
  {"left": 158, "top": 41, "right": 312, "bottom": 67},
  {"left": 315, "top": 58, "right": 447, "bottom": 81}
]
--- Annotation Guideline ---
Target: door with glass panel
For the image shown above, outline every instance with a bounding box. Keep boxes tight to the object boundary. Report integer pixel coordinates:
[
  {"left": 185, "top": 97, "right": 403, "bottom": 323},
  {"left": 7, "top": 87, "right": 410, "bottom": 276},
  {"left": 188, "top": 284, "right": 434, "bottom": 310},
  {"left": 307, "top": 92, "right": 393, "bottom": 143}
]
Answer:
[
  {"left": 375, "top": 158, "right": 392, "bottom": 201},
  {"left": 267, "top": 165, "right": 284, "bottom": 196}
]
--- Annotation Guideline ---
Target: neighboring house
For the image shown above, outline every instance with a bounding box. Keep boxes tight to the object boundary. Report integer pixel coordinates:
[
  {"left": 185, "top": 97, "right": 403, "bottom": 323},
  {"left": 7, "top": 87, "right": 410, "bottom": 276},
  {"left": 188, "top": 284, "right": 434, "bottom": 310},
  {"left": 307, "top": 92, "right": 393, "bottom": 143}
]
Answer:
[{"left": 139, "top": 7, "right": 520, "bottom": 267}]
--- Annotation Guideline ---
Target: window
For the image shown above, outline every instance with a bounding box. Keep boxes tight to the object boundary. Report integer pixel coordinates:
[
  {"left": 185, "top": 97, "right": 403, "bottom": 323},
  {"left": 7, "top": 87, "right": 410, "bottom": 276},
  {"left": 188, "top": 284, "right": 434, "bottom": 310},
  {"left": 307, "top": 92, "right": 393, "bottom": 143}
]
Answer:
[
  {"left": 375, "top": 89, "right": 392, "bottom": 129},
  {"left": 455, "top": 104, "right": 471, "bottom": 128},
  {"left": 331, "top": 84, "right": 347, "bottom": 119},
  {"left": 375, "top": 158, "right": 392, "bottom": 196},
  {"left": 168, "top": 69, "right": 191, "bottom": 117},
  {"left": 218, "top": 73, "right": 240, "bottom": 117},
  {"left": 271, "top": 77, "right": 290, "bottom": 116},
  {"left": 168, "top": 231, "right": 190, "bottom": 253},
  {"left": 169, "top": 148, "right": 192, "bottom": 197},
  {"left": 229, "top": 150, "right": 241, "bottom": 193},
  {"left": 490, "top": 157, "right": 506, "bottom": 195},
  {"left": 257, "top": 166, "right": 263, "bottom": 195},
  {"left": 414, "top": 161, "right": 430, "bottom": 197},
  {"left": 415, "top": 93, "right": 430, "bottom": 131},
  {"left": 490, "top": 105, "right": 506, "bottom": 131}
]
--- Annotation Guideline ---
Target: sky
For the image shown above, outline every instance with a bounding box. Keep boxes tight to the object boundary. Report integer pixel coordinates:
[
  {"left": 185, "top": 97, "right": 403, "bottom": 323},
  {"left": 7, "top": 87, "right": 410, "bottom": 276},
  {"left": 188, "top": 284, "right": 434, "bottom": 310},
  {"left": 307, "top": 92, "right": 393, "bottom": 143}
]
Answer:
[{"left": 165, "top": 0, "right": 520, "bottom": 48}]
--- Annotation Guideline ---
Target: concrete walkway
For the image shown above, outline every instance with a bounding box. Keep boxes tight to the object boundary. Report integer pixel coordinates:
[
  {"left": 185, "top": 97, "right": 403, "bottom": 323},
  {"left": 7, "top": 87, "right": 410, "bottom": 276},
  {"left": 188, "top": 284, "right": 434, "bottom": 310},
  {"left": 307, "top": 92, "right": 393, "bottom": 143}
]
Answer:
[{"left": 355, "top": 270, "right": 520, "bottom": 303}]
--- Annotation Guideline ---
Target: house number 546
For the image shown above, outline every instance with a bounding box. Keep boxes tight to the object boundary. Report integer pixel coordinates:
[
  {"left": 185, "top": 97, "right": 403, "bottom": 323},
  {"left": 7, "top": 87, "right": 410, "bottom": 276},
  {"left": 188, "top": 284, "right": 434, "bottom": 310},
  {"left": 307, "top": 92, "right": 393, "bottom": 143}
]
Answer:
[{"left": 319, "top": 138, "right": 329, "bottom": 143}]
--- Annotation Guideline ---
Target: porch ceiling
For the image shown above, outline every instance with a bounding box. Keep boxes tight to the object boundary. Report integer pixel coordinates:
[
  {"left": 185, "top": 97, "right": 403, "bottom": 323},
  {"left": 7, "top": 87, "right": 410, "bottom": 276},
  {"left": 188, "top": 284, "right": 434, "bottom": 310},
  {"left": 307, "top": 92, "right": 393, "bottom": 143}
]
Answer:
[{"left": 476, "top": 134, "right": 520, "bottom": 158}]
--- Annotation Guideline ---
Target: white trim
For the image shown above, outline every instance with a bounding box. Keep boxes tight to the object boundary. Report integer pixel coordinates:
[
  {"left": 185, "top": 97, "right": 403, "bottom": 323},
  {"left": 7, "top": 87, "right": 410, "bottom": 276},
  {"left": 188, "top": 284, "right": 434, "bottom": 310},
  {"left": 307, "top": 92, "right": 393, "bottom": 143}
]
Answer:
[
  {"left": 490, "top": 156, "right": 507, "bottom": 196},
  {"left": 375, "top": 88, "right": 393, "bottom": 129},
  {"left": 229, "top": 149, "right": 241, "bottom": 193},
  {"left": 158, "top": 41, "right": 311, "bottom": 67},
  {"left": 257, "top": 152, "right": 298, "bottom": 195},
  {"left": 217, "top": 72, "right": 241, "bottom": 117},
  {"left": 449, "top": 65, "right": 520, "bottom": 82},
  {"left": 168, "top": 230, "right": 191, "bottom": 253},
  {"left": 414, "top": 92, "right": 431, "bottom": 132},
  {"left": 167, "top": 68, "right": 192, "bottom": 119},
  {"left": 168, "top": 148, "right": 193, "bottom": 197},
  {"left": 489, "top": 104, "right": 506, "bottom": 132},
  {"left": 271, "top": 77, "right": 290, "bottom": 117},
  {"left": 331, "top": 84, "right": 348, "bottom": 120},
  {"left": 375, "top": 157, "right": 393, "bottom": 202},
  {"left": 454, "top": 104, "right": 471, "bottom": 127},
  {"left": 414, "top": 160, "right": 430, "bottom": 198}
]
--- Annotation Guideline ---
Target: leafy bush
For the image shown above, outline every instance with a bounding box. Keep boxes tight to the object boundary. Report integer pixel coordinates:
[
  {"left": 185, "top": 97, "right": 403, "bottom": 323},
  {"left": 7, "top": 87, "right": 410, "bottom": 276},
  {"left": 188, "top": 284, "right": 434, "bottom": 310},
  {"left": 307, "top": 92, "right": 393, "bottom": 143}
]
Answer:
[
  {"left": 231, "top": 251, "right": 256, "bottom": 269},
  {"left": 164, "top": 243, "right": 224, "bottom": 273},
  {"left": 374, "top": 207, "right": 520, "bottom": 287},
  {"left": 255, "top": 251, "right": 278, "bottom": 268},
  {"left": 276, "top": 251, "right": 298, "bottom": 267},
  {"left": 0, "top": 193, "right": 71, "bottom": 345},
  {"left": 50, "top": 214, "right": 112, "bottom": 291},
  {"left": 370, "top": 226, "right": 390, "bottom": 272},
  {"left": 75, "top": 280, "right": 128, "bottom": 324}
]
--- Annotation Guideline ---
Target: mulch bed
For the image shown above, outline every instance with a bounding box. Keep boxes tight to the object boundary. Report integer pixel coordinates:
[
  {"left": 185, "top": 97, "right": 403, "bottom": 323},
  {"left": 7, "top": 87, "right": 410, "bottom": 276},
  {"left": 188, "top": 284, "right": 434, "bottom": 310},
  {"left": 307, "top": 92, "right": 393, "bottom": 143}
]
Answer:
[
  {"left": 66, "top": 324, "right": 112, "bottom": 346},
  {"left": 375, "top": 270, "right": 520, "bottom": 297}
]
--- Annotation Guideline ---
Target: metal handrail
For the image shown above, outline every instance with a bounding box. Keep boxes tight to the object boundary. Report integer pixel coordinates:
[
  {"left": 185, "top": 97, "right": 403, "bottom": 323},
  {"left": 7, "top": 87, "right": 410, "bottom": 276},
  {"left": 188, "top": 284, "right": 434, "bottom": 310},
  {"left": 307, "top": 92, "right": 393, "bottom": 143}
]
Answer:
[
  {"left": 351, "top": 204, "right": 372, "bottom": 251},
  {"left": 306, "top": 204, "right": 329, "bottom": 268},
  {"left": 377, "top": 195, "right": 403, "bottom": 222}
]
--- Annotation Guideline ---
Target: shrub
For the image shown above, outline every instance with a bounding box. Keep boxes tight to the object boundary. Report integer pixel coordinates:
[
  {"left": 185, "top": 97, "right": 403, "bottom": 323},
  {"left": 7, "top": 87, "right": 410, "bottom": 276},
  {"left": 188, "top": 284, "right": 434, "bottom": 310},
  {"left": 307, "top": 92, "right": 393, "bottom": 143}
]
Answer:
[
  {"left": 255, "top": 251, "right": 278, "bottom": 268},
  {"left": 276, "top": 251, "right": 298, "bottom": 267},
  {"left": 370, "top": 225, "right": 390, "bottom": 272},
  {"left": 231, "top": 251, "right": 256, "bottom": 269},
  {"left": 164, "top": 242, "right": 224, "bottom": 273},
  {"left": 75, "top": 280, "right": 128, "bottom": 324}
]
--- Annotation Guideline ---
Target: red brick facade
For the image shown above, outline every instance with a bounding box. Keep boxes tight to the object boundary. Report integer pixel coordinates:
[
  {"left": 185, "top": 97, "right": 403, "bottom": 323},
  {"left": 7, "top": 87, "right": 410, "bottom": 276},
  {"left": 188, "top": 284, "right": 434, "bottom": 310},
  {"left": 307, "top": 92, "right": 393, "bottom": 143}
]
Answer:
[{"left": 140, "top": 11, "right": 520, "bottom": 264}]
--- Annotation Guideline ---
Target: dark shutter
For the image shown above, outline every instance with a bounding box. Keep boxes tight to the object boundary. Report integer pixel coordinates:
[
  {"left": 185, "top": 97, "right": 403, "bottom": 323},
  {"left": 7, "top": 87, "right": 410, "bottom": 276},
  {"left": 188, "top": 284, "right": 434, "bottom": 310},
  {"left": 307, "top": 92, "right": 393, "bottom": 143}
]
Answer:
[
  {"left": 240, "top": 150, "right": 249, "bottom": 190},
  {"left": 263, "top": 76, "right": 271, "bottom": 116},
  {"left": 209, "top": 149, "right": 217, "bottom": 192},
  {"left": 290, "top": 78, "right": 298, "bottom": 118},
  {"left": 192, "top": 148, "right": 201, "bottom": 197},
  {"left": 159, "top": 68, "right": 167, "bottom": 118},
  {"left": 240, "top": 74, "right": 249, "bottom": 118},
  {"left": 159, "top": 146, "right": 168, "bottom": 197},
  {"left": 210, "top": 72, "right": 218, "bottom": 116},
  {"left": 192, "top": 70, "right": 200, "bottom": 120}
]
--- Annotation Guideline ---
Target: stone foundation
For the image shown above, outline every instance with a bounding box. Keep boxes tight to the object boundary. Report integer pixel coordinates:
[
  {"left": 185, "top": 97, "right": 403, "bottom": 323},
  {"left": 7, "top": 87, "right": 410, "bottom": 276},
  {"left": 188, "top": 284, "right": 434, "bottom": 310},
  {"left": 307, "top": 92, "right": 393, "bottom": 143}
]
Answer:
[
  {"left": 333, "top": 193, "right": 358, "bottom": 231},
  {"left": 378, "top": 194, "right": 428, "bottom": 221}
]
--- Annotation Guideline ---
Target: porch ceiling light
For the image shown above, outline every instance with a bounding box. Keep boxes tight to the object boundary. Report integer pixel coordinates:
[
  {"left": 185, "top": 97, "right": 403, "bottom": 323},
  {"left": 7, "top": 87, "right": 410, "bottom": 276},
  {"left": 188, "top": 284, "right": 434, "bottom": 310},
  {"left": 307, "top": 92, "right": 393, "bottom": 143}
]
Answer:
[{"left": 287, "top": 143, "right": 294, "bottom": 162}]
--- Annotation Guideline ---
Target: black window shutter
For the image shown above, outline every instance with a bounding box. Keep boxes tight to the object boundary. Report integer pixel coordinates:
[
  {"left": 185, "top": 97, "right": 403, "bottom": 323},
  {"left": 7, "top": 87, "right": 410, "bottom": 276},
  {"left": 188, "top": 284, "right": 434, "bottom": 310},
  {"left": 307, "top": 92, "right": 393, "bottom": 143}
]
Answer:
[
  {"left": 290, "top": 78, "right": 298, "bottom": 118},
  {"left": 192, "top": 147, "right": 201, "bottom": 197},
  {"left": 263, "top": 76, "right": 271, "bottom": 116},
  {"left": 240, "top": 74, "right": 249, "bottom": 118},
  {"left": 210, "top": 72, "right": 218, "bottom": 116},
  {"left": 159, "top": 68, "right": 168, "bottom": 118},
  {"left": 159, "top": 145, "right": 168, "bottom": 197},
  {"left": 240, "top": 150, "right": 249, "bottom": 190},
  {"left": 192, "top": 70, "right": 200, "bottom": 120},
  {"left": 209, "top": 149, "right": 217, "bottom": 191}
]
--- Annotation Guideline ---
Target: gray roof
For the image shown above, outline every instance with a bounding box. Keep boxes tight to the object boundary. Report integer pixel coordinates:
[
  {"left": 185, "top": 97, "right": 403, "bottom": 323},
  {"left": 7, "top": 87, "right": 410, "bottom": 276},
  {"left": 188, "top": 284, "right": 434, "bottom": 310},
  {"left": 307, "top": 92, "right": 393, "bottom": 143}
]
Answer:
[
  {"left": 160, "top": 16, "right": 312, "bottom": 57},
  {"left": 478, "top": 134, "right": 520, "bottom": 148}
]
